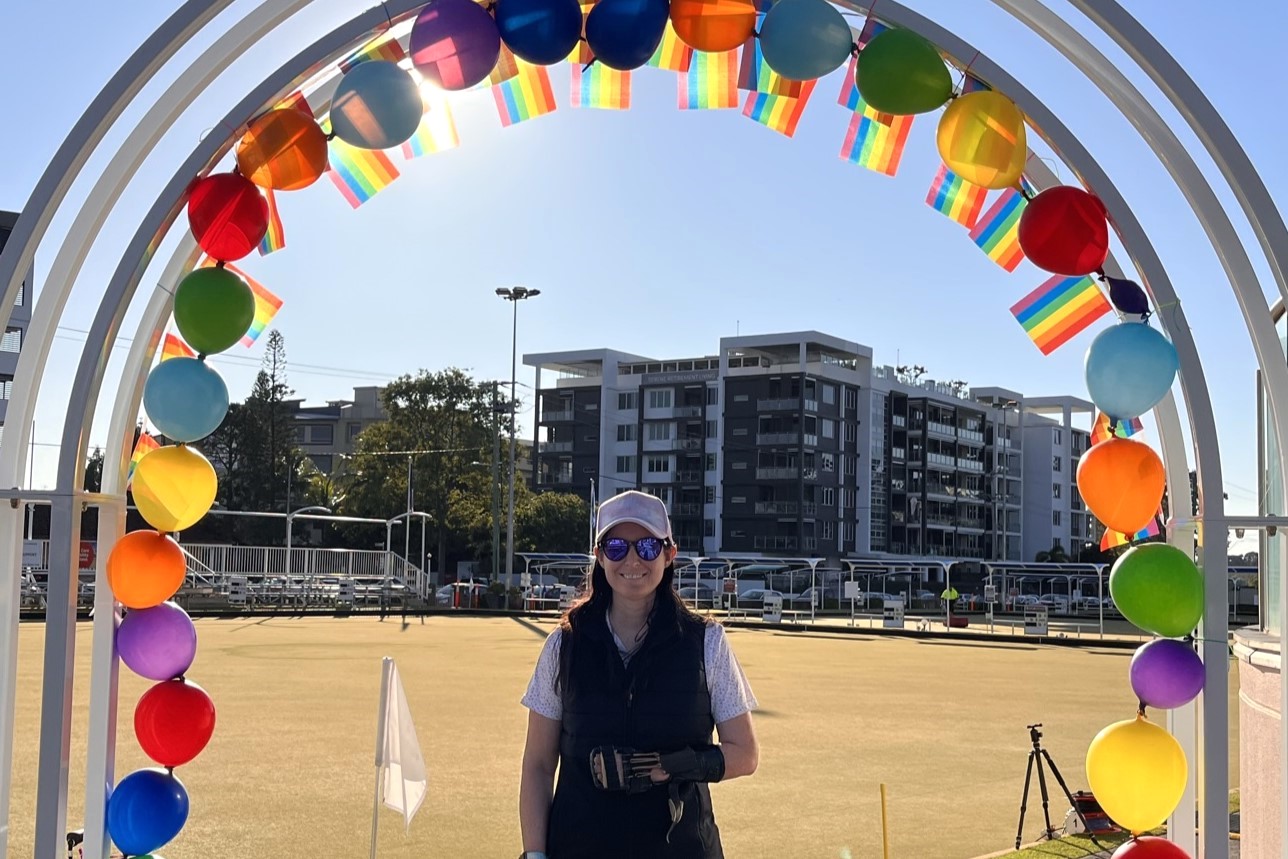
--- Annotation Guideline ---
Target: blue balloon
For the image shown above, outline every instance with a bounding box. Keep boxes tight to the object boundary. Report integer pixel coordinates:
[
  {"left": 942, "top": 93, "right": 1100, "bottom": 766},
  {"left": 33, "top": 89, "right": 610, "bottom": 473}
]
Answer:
[
  {"left": 584, "top": 0, "right": 669, "bottom": 70},
  {"left": 496, "top": 0, "right": 584, "bottom": 65},
  {"left": 1085, "top": 322, "right": 1179, "bottom": 420},
  {"left": 329, "top": 60, "right": 423, "bottom": 149},
  {"left": 759, "top": 0, "right": 854, "bottom": 81},
  {"left": 143, "top": 357, "right": 229, "bottom": 442},
  {"left": 107, "top": 769, "right": 189, "bottom": 856}
]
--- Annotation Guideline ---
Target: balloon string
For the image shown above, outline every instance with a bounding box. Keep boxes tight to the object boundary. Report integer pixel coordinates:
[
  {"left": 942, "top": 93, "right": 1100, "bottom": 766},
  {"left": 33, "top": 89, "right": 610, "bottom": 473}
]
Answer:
[{"left": 378, "top": 1, "right": 393, "bottom": 30}]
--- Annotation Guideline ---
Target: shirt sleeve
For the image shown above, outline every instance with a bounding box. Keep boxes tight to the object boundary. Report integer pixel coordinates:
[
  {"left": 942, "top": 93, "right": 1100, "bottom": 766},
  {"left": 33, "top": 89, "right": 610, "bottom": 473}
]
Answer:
[
  {"left": 520, "top": 628, "right": 563, "bottom": 721},
  {"left": 704, "top": 624, "right": 758, "bottom": 724}
]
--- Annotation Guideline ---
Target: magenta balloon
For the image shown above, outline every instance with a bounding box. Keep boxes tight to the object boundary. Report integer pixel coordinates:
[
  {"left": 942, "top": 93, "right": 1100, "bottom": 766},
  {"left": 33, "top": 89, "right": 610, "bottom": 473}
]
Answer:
[
  {"left": 1129, "top": 638, "right": 1204, "bottom": 709},
  {"left": 410, "top": 0, "right": 503, "bottom": 91},
  {"left": 116, "top": 602, "right": 197, "bottom": 681}
]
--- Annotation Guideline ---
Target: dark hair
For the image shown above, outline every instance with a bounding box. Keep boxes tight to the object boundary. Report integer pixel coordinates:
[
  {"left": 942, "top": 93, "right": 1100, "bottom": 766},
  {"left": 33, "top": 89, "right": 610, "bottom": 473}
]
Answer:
[{"left": 555, "top": 557, "right": 705, "bottom": 696}]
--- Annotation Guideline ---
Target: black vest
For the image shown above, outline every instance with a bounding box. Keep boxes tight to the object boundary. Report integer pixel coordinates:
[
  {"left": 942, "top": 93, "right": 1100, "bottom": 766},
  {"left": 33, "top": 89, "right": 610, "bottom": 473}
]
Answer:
[{"left": 547, "top": 610, "right": 723, "bottom": 859}]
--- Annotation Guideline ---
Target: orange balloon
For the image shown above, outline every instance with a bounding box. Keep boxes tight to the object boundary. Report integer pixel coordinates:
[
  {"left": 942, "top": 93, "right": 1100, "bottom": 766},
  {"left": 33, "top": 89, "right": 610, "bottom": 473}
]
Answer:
[
  {"left": 670, "top": 0, "right": 758, "bottom": 53},
  {"left": 106, "top": 531, "right": 187, "bottom": 609},
  {"left": 1076, "top": 438, "right": 1165, "bottom": 535},
  {"left": 235, "top": 108, "right": 328, "bottom": 191}
]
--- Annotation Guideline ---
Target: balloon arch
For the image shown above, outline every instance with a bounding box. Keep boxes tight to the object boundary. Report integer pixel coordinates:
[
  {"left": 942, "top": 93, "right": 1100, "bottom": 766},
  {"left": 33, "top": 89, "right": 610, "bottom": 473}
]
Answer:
[{"left": 1, "top": 1, "right": 1286, "bottom": 857}]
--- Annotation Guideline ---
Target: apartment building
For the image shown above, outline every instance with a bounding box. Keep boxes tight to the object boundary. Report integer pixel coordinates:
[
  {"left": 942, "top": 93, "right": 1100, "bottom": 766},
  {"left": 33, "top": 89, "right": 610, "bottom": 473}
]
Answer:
[
  {"left": 0, "top": 211, "right": 33, "bottom": 450},
  {"left": 1020, "top": 396, "right": 1098, "bottom": 559}
]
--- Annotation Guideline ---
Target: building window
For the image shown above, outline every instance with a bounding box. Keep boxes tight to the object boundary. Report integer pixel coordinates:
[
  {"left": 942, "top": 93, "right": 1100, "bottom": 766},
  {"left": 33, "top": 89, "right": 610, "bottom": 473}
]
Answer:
[
  {"left": 845, "top": 387, "right": 858, "bottom": 411},
  {"left": 821, "top": 453, "right": 835, "bottom": 472},
  {"left": 823, "top": 384, "right": 836, "bottom": 406},
  {"left": 732, "top": 461, "right": 748, "bottom": 470},
  {"left": 822, "top": 419, "right": 836, "bottom": 439},
  {"left": 821, "top": 487, "right": 835, "bottom": 506},
  {"left": 734, "top": 394, "right": 749, "bottom": 403},
  {"left": 618, "top": 392, "right": 637, "bottom": 410},
  {"left": 822, "top": 521, "right": 835, "bottom": 540},
  {"left": 310, "top": 454, "right": 333, "bottom": 473},
  {"left": 706, "top": 454, "right": 717, "bottom": 472},
  {"left": 617, "top": 424, "right": 637, "bottom": 442},
  {"left": 347, "top": 422, "right": 362, "bottom": 441},
  {"left": 732, "top": 427, "right": 748, "bottom": 436},
  {"left": 0, "top": 374, "right": 13, "bottom": 400},
  {"left": 706, "top": 420, "right": 718, "bottom": 439},
  {"left": 1, "top": 328, "right": 20, "bottom": 352},
  {"left": 1053, "top": 510, "right": 1062, "bottom": 526},
  {"left": 845, "top": 422, "right": 857, "bottom": 443},
  {"left": 648, "top": 389, "right": 672, "bottom": 409},
  {"left": 1053, "top": 428, "right": 1063, "bottom": 445},
  {"left": 843, "top": 488, "right": 855, "bottom": 508},
  {"left": 646, "top": 455, "right": 669, "bottom": 473},
  {"left": 1052, "top": 456, "right": 1062, "bottom": 473},
  {"left": 704, "top": 486, "right": 716, "bottom": 503},
  {"left": 294, "top": 426, "right": 307, "bottom": 442},
  {"left": 310, "top": 425, "right": 334, "bottom": 445},
  {"left": 704, "top": 519, "right": 715, "bottom": 537},
  {"left": 647, "top": 422, "right": 673, "bottom": 441},
  {"left": 707, "top": 387, "right": 719, "bottom": 405},
  {"left": 1053, "top": 483, "right": 1062, "bottom": 499},
  {"left": 616, "top": 456, "right": 637, "bottom": 473}
]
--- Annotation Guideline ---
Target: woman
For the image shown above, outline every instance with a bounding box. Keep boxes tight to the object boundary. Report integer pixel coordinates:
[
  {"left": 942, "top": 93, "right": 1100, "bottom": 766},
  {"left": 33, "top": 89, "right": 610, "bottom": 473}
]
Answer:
[{"left": 519, "top": 490, "right": 759, "bottom": 859}]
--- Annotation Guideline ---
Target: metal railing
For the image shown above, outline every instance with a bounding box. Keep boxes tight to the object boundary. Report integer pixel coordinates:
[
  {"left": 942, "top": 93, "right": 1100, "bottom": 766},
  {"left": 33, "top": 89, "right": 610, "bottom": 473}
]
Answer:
[
  {"left": 541, "top": 409, "right": 575, "bottom": 422},
  {"left": 756, "top": 466, "right": 798, "bottom": 480},
  {"left": 672, "top": 405, "right": 704, "bottom": 418},
  {"left": 754, "top": 501, "right": 818, "bottom": 516},
  {"left": 539, "top": 440, "right": 573, "bottom": 453}
]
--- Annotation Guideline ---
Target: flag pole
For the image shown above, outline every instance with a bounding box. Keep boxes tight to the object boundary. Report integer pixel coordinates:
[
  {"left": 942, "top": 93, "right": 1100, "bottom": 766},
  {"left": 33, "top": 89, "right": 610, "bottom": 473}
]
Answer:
[{"left": 371, "top": 657, "right": 393, "bottom": 859}]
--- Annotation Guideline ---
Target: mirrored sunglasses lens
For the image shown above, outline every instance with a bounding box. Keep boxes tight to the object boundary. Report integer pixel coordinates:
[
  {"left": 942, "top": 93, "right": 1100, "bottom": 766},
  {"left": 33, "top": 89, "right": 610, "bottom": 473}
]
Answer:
[
  {"left": 636, "top": 538, "right": 662, "bottom": 561},
  {"left": 603, "top": 539, "right": 630, "bottom": 561}
]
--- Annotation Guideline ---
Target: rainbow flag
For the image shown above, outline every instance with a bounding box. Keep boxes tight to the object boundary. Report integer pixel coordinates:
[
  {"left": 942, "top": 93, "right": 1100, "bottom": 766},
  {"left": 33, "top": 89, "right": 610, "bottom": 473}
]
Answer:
[
  {"left": 743, "top": 79, "right": 816, "bottom": 137},
  {"left": 969, "top": 189, "right": 1027, "bottom": 271},
  {"left": 401, "top": 96, "right": 459, "bottom": 157},
  {"left": 571, "top": 62, "right": 630, "bottom": 110},
  {"left": 160, "top": 332, "right": 195, "bottom": 362},
  {"left": 493, "top": 61, "right": 557, "bottom": 126},
  {"left": 327, "top": 137, "right": 399, "bottom": 207},
  {"left": 857, "top": 16, "right": 888, "bottom": 49},
  {"left": 488, "top": 41, "right": 521, "bottom": 85},
  {"left": 681, "top": 50, "right": 739, "bottom": 110},
  {"left": 1010, "top": 274, "right": 1111, "bottom": 355},
  {"left": 569, "top": 2, "right": 596, "bottom": 65},
  {"left": 738, "top": 16, "right": 804, "bottom": 95},
  {"left": 926, "top": 165, "right": 987, "bottom": 228},
  {"left": 838, "top": 55, "right": 862, "bottom": 110},
  {"left": 1090, "top": 411, "right": 1144, "bottom": 446},
  {"left": 649, "top": 20, "right": 693, "bottom": 72},
  {"left": 204, "top": 259, "right": 284, "bottom": 347},
  {"left": 127, "top": 432, "right": 159, "bottom": 488},
  {"left": 839, "top": 95, "right": 913, "bottom": 175},
  {"left": 959, "top": 73, "right": 989, "bottom": 95},
  {"left": 257, "top": 186, "right": 285, "bottom": 255},
  {"left": 1100, "top": 514, "right": 1161, "bottom": 550},
  {"left": 339, "top": 34, "right": 406, "bottom": 72}
]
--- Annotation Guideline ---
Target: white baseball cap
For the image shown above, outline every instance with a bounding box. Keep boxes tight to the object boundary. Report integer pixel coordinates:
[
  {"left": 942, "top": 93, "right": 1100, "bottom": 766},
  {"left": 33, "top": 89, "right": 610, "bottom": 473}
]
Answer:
[{"left": 594, "top": 490, "right": 673, "bottom": 545}]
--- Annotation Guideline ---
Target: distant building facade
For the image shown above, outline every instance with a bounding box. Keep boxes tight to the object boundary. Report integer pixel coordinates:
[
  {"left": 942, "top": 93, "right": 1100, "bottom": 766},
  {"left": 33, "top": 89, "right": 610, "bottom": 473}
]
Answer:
[{"left": 0, "top": 211, "right": 33, "bottom": 450}]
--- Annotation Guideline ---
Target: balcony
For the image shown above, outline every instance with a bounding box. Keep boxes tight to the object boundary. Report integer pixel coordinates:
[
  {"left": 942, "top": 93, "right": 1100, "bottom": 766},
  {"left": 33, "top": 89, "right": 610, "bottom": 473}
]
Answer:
[
  {"left": 927, "top": 421, "right": 957, "bottom": 439},
  {"left": 539, "top": 441, "right": 573, "bottom": 453},
  {"left": 672, "top": 502, "right": 702, "bottom": 517},
  {"left": 752, "top": 535, "right": 818, "bottom": 551},
  {"left": 927, "top": 452, "right": 956, "bottom": 469},
  {"left": 892, "top": 415, "right": 907, "bottom": 428},
  {"left": 673, "top": 470, "right": 702, "bottom": 483},
  {"left": 673, "top": 437, "right": 704, "bottom": 451},
  {"left": 755, "top": 467, "right": 798, "bottom": 480},
  {"left": 757, "top": 432, "right": 799, "bottom": 445},
  {"left": 754, "top": 501, "right": 818, "bottom": 517},
  {"left": 757, "top": 397, "right": 798, "bottom": 411},
  {"left": 542, "top": 409, "right": 575, "bottom": 423},
  {"left": 891, "top": 447, "right": 906, "bottom": 461},
  {"left": 540, "top": 474, "right": 573, "bottom": 485},
  {"left": 957, "top": 459, "right": 984, "bottom": 473},
  {"left": 672, "top": 405, "right": 704, "bottom": 418}
]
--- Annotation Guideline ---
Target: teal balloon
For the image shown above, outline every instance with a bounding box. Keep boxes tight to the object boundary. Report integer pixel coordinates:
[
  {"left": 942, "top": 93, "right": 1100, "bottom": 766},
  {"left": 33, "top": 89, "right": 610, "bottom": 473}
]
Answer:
[
  {"left": 1085, "top": 322, "right": 1178, "bottom": 421},
  {"left": 330, "top": 60, "right": 423, "bottom": 149},
  {"left": 173, "top": 267, "right": 255, "bottom": 355},
  {"left": 1110, "top": 544, "right": 1204, "bottom": 638},
  {"left": 856, "top": 29, "right": 953, "bottom": 115},
  {"left": 143, "top": 358, "right": 229, "bottom": 443},
  {"left": 759, "top": 0, "right": 853, "bottom": 81}
]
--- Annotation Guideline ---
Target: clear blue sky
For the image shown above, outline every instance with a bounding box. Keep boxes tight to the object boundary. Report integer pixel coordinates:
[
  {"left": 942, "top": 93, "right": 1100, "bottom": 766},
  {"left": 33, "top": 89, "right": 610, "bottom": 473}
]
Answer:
[{"left": 1, "top": 0, "right": 1284, "bottom": 540}]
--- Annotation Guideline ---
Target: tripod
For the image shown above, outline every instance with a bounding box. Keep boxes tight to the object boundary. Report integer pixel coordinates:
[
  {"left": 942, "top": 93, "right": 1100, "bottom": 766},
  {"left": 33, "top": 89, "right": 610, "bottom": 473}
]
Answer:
[{"left": 1014, "top": 724, "right": 1104, "bottom": 851}]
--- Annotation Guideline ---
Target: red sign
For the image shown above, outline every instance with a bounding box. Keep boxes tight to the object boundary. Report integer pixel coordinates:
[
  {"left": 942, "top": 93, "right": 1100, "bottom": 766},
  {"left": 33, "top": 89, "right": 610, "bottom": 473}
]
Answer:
[{"left": 79, "top": 542, "right": 96, "bottom": 570}]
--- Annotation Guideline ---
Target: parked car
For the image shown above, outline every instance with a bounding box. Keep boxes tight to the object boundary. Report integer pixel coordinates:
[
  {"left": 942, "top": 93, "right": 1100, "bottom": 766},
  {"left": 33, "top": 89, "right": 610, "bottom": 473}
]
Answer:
[
  {"left": 1037, "top": 594, "right": 1070, "bottom": 614},
  {"left": 736, "top": 588, "right": 785, "bottom": 609},
  {"left": 677, "top": 585, "right": 716, "bottom": 608}
]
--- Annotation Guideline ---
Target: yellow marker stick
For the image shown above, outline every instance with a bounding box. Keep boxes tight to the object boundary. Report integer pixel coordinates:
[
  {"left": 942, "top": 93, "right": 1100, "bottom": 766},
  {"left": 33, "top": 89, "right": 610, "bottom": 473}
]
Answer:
[{"left": 880, "top": 783, "right": 890, "bottom": 859}]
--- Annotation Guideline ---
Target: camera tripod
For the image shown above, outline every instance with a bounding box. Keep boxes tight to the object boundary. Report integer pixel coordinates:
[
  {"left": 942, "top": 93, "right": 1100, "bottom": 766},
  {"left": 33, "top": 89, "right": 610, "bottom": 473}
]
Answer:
[{"left": 1014, "top": 724, "right": 1104, "bottom": 850}]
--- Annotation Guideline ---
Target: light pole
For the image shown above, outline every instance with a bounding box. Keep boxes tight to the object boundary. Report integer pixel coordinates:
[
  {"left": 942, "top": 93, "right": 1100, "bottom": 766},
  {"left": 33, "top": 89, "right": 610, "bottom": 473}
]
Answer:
[
  {"left": 286, "top": 505, "right": 331, "bottom": 581},
  {"left": 496, "top": 286, "right": 541, "bottom": 588}
]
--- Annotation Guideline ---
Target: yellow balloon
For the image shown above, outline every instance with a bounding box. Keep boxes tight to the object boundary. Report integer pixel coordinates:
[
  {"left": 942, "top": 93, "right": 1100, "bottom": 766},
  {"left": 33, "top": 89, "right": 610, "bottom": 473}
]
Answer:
[
  {"left": 131, "top": 445, "right": 218, "bottom": 533},
  {"left": 1085, "top": 715, "right": 1187, "bottom": 834},
  {"left": 936, "top": 91, "right": 1027, "bottom": 190}
]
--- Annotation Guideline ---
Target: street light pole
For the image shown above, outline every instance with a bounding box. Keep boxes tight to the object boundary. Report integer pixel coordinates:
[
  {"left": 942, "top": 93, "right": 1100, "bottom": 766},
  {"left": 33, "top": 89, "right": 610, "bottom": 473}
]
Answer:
[
  {"left": 286, "top": 505, "right": 331, "bottom": 581},
  {"left": 496, "top": 286, "right": 541, "bottom": 587},
  {"left": 492, "top": 381, "right": 502, "bottom": 582}
]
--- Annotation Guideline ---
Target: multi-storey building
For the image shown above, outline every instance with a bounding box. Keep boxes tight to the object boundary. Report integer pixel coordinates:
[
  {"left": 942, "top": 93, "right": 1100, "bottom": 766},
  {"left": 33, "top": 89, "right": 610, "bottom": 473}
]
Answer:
[
  {"left": 527, "top": 331, "right": 1095, "bottom": 561},
  {"left": 0, "top": 211, "right": 33, "bottom": 450},
  {"left": 289, "top": 385, "right": 389, "bottom": 475},
  {"left": 1020, "top": 396, "right": 1098, "bottom": 559}
]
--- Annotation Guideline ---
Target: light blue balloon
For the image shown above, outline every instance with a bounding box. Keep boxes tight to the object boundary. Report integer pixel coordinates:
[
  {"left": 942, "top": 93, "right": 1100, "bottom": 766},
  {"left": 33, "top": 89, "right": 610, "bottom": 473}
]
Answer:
[
  {"left": 759, "top": 0, "right": 854, "bottom": 81},
  {"left": 1084, "top": 322, "right": 1179, "bottom": 420},
  {"left": 329, "top": 60, "right": 423, "bottom": 149},
  {"left": 143, "top": 358, "right": 229, "bottom": 442}
]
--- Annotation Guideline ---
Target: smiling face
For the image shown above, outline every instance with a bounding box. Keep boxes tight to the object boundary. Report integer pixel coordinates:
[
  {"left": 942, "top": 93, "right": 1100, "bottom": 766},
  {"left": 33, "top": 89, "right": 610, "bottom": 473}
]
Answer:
[{"left": 595, "top": 521, "right": 676, "bottom": 603}]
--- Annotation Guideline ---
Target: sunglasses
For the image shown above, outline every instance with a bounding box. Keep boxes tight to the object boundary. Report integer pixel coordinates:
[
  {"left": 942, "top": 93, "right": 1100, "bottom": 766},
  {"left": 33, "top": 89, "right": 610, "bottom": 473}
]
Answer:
[{"left": 598, "top": 536, "right": 671, "bottom": 563}]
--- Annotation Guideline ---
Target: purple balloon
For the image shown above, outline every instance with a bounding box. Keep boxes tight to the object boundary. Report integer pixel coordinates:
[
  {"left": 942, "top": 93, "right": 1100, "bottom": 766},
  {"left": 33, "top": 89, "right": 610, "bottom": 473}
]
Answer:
[
  {"left": 410, "top": 0, "right": 502, "bottom": 91},
  {"left": 116, "top": 602, "right": 197, "bottom": 681},
  {"left": 1130, "top": 638, "right": 1204, "bottom": 709}
]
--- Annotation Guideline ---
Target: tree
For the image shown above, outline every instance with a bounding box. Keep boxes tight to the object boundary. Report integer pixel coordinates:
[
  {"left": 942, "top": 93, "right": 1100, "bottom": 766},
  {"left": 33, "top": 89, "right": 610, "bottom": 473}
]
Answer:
[
  {"left": 519, "top": 492, "right": 592, "bottom": 554},
  {"left": 1035, "top": 541, "right": 1069, "bottom": 563}
]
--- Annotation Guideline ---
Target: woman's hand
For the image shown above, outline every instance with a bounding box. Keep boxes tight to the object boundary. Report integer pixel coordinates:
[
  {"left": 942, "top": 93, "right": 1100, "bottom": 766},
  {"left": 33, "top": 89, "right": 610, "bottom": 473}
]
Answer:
[{"left": 649, "top": 766, "right": 671, "bottom": 783}]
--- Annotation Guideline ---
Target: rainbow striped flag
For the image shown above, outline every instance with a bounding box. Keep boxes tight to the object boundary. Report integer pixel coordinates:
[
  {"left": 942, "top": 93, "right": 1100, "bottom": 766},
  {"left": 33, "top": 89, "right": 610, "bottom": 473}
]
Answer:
[
  {"left": 839, "top": 95, "right": 913, "bottom": 175},
  {"left": 569, "top": 2, "right": 596, "bottom": 65},
  {"left": 649, "top": 20, "right": 693, "bottom": 72},
  {"left": 838, "top": 55, "right": 862, "bottom": 110},
  {"left": 743, "top": 79, "right": 816, "bottom": 137},
  {"left": 857, "top": 16, "right": 888, "bottom": 49},
  {"left": 401, "top": 96, "right": 459, "bottom": 157},
  {"left": 204, "top": 259, "right": 284, "bottom": 347},
  {"left": 969, "top": 189, "right": 1027, "bottom": 271},
  {"left": 1090, "top": 411, "right": 1144, "bottom": 446},
  {"left": 958, "top": 72, "right": 989, "bottom": 95},
  {"left": 127, "top": 432, "right": 160, "bottom": 488},
  {"left": 925, "top": 165, "right": 987, "bottom": 228},
  {"left": 1010, "top": 274, "right": 1111, "bottom": 355},
  {"left": 681, "top": 50, "right": 739, "bottom": 110},
  {"left": 327, "top": 137, "right": 400, "bottom": 206},
  {"left": 489, "top": 41, "right": 521, "bottom": 85},
  {"left": 257, "top": 186, "right": 285, "bottom": 255},
  {"left": 1100, "top": 514, "right": 1161, "bottom": 551},
  {"left": 494, "top": 61, "right": 557, "bottom": 126},
  {"left": 160, "top": 332, "right": 195, "bottom": 362},
  {"left": 274, "top": 91, "right": 313, "bottom": 117},
  {"left": 339, "top": 34, "right": 406, "bottom": 72},
  {"left": 571, "top": 62, "right": 630, "bottom": 110},
  {"left": 738, "top": 16, "right": 804, "bottom": 95}
]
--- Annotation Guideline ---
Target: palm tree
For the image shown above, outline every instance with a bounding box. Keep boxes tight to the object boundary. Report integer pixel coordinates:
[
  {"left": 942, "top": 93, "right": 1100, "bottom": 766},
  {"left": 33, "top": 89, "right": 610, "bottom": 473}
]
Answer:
[{"left": 1035, "top": 541, "right": 1069, "bottom": 563}]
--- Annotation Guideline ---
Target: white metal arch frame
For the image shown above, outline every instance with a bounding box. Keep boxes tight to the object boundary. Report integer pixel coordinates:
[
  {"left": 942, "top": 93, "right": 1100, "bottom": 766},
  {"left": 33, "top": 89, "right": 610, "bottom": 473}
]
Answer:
[{"left": 0, "top": 2, "right": 1275, "bottom": 858}]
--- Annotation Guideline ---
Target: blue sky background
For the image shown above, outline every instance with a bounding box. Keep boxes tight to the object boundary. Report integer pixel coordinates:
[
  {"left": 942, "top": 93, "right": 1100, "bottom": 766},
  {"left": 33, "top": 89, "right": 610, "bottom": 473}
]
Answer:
[{"left": 1, "top": 0, "right": 1284, "bottom": 543}]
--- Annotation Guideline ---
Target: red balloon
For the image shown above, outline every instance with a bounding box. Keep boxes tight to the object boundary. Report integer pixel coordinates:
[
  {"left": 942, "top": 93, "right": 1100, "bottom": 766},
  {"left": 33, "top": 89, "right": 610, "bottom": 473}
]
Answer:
[
  {"left": 186, "top": 173, "right": 269, "bottom": 262},
  {"left": 135, "top": 679, "right": 216, "bottom": 767},
  {"left": 1017, "top": 185, "right": 1110, "bottom": 276},
  {"left": 1111, "top": 835, "right": 1192, "bottom": 858}
]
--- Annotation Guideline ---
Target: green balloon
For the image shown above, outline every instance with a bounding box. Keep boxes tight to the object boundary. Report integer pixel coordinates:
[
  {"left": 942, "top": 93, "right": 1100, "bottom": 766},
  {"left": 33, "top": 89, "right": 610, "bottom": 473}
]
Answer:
[
  {"left": 1109, "top": 544, "right": 1204, "bottom": 638},
  {"left": 856, "top": 29, "right": 953, "bottom": 115},
  {"left": 173, "top": 267, "right": 256, "bottom": 356}
]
